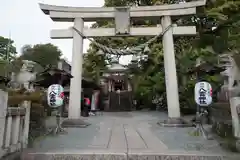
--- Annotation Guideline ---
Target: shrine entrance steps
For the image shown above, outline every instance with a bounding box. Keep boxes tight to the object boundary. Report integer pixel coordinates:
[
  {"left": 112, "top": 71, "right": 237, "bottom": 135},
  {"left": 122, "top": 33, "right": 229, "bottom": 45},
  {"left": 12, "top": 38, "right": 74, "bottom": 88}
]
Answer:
[{"left": 21, "top": 112, "right": 239, "bottom": 160}]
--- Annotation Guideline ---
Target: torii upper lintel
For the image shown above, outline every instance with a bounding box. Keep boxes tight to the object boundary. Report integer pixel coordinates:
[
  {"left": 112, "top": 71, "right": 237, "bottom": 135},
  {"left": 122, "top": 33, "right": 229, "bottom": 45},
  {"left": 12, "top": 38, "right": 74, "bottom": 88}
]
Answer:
[{"left": 39, "top": 0, "right": 206, "bottom": 22}]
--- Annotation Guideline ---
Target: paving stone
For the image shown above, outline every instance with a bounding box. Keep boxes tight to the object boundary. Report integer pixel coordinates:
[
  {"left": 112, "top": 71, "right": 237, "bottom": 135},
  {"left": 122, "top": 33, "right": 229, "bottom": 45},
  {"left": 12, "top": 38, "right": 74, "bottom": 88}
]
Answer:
[
  {"left": 137, "top": 123, "right": 168, "bottom": 150},
  {"left": 124, "top": 124, "right": 147, "bottom": 149},
  {"left": 25, "top": 111, "right": 240, "bottom": 160},
  {"left": 89, "top": 121, "right": 113, "bottom": 148},
  {"left": 108, "top": 125, "right": 127, "bottom": 150}
]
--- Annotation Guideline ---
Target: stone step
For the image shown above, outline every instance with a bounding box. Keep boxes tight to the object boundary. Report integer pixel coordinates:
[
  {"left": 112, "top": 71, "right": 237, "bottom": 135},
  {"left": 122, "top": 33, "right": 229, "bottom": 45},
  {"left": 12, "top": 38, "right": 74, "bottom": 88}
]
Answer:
[{"left": 21, "top": 150, "right": 238, "bottom": 160}]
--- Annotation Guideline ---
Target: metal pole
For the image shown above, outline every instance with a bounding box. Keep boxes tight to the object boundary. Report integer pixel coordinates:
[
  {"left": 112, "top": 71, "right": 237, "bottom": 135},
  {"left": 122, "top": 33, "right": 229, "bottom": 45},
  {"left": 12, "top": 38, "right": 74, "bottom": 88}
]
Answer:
[
  {"left": 196, "top": 71, "right": 200, "bottom": 123},
  {"left": 5, "top": 32, "right": 11, "bottom": 78},
  {"left": 119, "top": 92, "right": 120, "bottom": 106},
  {"left": 52, "top": 73, "right": 65, "bottom": 134}
]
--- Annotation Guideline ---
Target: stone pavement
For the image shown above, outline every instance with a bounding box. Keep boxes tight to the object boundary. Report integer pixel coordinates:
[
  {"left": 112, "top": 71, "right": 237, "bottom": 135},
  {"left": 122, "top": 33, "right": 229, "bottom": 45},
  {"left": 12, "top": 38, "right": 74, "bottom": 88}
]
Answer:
[{"left": 22, "top": 111, "right": 240, "bottom": 160}]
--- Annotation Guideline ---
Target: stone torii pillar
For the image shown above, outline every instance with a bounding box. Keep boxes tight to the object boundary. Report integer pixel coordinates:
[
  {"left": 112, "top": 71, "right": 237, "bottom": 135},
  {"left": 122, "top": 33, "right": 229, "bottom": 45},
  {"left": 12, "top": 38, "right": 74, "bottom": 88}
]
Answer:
[
  {"left": 69, "top": 18, "right": 84, "bottom": 119},
  {"left": 161, "top": 16, "right": 181, "bottom": 120},
  {"left": 39, "top": 0, "right": 206, "bottom": 123}
]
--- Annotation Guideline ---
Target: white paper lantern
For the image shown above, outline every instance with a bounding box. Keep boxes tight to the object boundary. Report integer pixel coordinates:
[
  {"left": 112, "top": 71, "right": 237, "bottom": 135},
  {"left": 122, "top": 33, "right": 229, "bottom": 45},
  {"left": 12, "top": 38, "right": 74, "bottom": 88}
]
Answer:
[
  {"left": 194, "top": 81, "right": 212, "bottom": 106},
  {"left": 47, "top": 84, "right": 64, "bottom": 108}
]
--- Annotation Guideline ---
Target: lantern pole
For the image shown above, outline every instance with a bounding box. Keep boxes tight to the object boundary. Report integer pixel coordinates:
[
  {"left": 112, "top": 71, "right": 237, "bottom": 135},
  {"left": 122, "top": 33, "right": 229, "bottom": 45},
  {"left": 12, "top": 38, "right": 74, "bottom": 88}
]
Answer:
[
  {"left": 50, "top": 70, "right": 66, "bottom": 135},
  {"left": 190, "top": 70, "right": 212, "bottom": 139},
  {"left": 57, "top": 73, "right": 65, "bottom": 134}
]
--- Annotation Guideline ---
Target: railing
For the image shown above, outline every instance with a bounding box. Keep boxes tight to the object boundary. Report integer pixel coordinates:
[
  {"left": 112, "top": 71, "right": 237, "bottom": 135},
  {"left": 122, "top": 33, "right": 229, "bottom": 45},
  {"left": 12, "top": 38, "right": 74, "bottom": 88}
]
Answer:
[{"left": 0, "top": 101, "right": 31, "bottom": 158}]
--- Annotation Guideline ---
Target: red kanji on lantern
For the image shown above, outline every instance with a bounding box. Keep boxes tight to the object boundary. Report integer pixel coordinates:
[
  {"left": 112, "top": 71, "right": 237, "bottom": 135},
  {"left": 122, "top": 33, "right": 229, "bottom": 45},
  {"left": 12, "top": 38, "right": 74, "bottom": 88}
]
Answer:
[{"left": 59, "top": 92, "right": 64, "bottom": 99}]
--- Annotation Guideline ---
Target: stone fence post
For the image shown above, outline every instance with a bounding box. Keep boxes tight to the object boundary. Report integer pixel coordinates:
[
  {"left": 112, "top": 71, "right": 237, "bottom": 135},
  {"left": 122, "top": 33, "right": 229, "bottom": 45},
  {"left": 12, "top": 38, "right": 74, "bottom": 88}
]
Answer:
[
  {"left": 229, "top": 97, "right": 240, "bottom": 138},
  {"left": 0, "top": 89, "right": 8, "bottom": 148},
  {"left": 22, "top": 101, "right": 31, "bottom": 148}
]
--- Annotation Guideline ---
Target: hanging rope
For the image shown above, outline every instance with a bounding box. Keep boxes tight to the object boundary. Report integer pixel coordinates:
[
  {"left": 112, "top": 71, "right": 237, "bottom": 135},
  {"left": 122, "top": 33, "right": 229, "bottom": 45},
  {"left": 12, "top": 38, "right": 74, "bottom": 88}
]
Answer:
[{"left": 72, "top": 23, "right": 175, "bottom": 56}]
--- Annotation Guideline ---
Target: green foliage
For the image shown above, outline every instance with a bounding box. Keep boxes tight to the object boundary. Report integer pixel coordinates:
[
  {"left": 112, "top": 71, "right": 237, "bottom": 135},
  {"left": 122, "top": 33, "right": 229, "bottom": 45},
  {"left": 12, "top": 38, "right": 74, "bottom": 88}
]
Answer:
[
  {"left": 0, "top": 59, "right": 9, "bottom": 77},
  {"left": 0, "top": 36, "right": 18, "bottom": 78},
  {"left": 83, "top": 50, "right": 109, "bottom": 83},
  {"left": 20, "top": 43, "right": 62, "bottom": 69},
  {"left": 0, "top": 36, "right": 17, "bottom": 61},
  {"left": 0, "top": 42, "right": 62, "bottom": 79},
  {"left": 196, "top": 0, "right": 240, "bottom": 53}
]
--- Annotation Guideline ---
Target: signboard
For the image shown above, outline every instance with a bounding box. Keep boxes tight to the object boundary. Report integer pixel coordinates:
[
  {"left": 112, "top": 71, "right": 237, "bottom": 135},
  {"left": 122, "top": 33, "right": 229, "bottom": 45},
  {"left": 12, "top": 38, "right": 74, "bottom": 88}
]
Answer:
[
  {"left": 47, "top": 84, "right": 64, "bottom": 108},
  {"left": 194, "top": 81, "right": 212, "bottom": 106}
]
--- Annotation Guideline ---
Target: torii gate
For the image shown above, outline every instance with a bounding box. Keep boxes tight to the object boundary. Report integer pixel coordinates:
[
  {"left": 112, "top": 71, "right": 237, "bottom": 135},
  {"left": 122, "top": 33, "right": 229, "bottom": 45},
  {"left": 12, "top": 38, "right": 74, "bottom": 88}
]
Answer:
[{"left": 39, "top": 0, "right": 206, "bottom": 124}]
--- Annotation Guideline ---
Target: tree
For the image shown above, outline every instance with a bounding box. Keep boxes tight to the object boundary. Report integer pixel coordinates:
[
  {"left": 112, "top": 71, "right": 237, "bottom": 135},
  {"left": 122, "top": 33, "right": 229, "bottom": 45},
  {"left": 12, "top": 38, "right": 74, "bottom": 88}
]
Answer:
[
  {"left": 0, "top": 36, "right": 18, "bottom": 77},
  {"left": 83, "top": 47, "right": 111, "bottom": 83},
  {"left": 0, "top": 36, "right": 17, "bottom": 61},
  {"left": 20, "top": 43, "right": 62, "bottom": 69}
]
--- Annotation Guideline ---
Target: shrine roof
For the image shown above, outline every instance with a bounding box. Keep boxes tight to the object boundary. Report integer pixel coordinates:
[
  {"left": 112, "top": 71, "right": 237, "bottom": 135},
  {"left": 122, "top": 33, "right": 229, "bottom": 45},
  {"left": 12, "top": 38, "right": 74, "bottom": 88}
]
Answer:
[
  {"left": 32, "top": 67, "right": 71, "bottom": 87},
  {"left": 33, "top": 67, "right": 99, "bottom": 89},
  {"left": 37, "top": 68, "right": 72, "bottom": 77},
  {"left": 106, "top": 63, "right": 127, "bottom": 73},
  {"left": 186, "top": 62, "right": 225, "bottom": 75}
]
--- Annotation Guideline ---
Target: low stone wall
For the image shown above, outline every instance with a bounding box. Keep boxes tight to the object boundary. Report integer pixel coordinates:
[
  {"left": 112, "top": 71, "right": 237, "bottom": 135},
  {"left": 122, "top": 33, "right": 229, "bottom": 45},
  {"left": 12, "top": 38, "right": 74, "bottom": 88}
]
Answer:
[
  {"left": 211, "top": 101, "right": 240, "bottom": 152},
  {"left": 211, "top": 102, "right": 233, "bottom": 138},
  {"left": 0, "top": 90, "right": 31, "bottom": 159}
]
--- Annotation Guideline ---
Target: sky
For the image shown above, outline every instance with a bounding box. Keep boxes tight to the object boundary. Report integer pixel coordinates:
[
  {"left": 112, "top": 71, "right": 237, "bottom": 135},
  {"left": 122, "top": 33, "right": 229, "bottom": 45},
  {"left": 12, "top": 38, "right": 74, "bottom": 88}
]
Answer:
[{"left": 0, "top": 0, "right": 132, "bottom": 65}]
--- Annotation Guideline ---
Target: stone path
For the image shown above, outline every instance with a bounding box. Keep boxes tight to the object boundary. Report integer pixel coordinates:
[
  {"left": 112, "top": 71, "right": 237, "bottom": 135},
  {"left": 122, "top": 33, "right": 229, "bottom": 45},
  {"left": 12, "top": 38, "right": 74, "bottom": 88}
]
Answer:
[{"left": 22, "top": 111, "right": 240, "bottom": 159}]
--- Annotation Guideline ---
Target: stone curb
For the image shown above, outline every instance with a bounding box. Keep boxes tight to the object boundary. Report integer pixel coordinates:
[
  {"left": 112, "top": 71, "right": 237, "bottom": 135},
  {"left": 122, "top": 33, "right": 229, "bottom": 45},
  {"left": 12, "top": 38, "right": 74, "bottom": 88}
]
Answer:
[{"left": 20, "top": 151, "right": 238, "bottom": 160}]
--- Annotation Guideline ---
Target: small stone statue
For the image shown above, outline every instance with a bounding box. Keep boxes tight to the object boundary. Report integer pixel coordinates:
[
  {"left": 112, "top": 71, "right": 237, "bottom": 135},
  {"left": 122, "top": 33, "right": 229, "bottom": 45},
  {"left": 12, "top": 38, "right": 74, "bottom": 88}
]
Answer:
[
  {"left": 16, "top": 60, "right": 37, "bottom": 85},
  {"left": 21, "top": 60, "right": 36, "bottom": 72}
]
